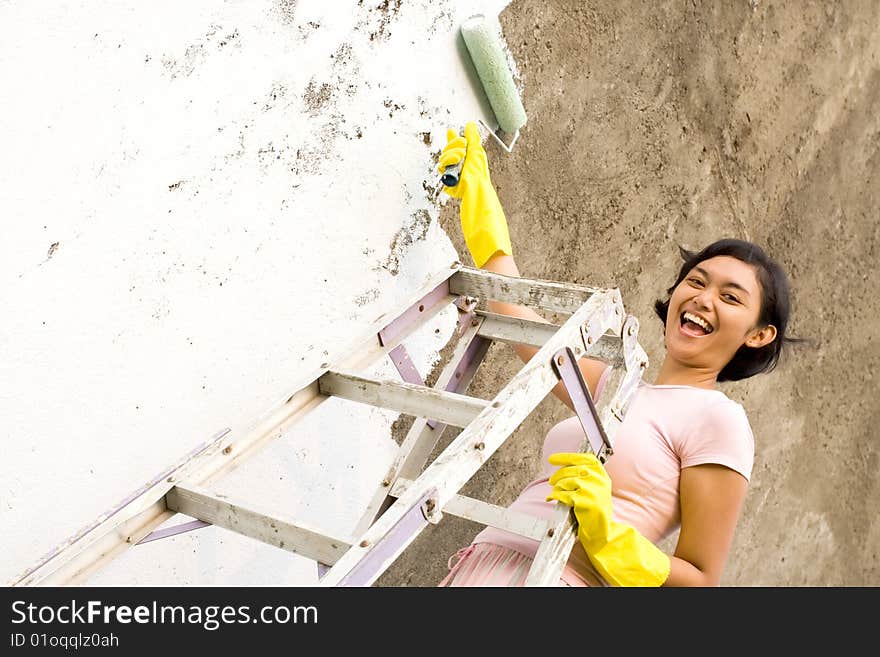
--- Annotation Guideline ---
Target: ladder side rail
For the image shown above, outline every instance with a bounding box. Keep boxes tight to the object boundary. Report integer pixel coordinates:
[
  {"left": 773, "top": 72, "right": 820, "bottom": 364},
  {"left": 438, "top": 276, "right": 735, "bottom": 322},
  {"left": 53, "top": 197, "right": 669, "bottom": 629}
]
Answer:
[
  {"left": 9, "top": 428, "right": 231, "bottom": 587},
  {"left": 525, "top": 314, "right": 648, "bottom": 586}
]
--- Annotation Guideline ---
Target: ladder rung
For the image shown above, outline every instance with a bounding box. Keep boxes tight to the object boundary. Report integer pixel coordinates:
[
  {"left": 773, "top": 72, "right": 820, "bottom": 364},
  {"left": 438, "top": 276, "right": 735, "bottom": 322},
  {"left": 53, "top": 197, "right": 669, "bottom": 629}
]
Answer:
[
  {"left": 166, "top": 483, "right": 351, "bottom": 566},
  {"left": 393, "top": 478, "right": 547, "bottom": 542},
  {"left": 318, "top": 369, "right": 490, "bottom": 428},
  {"left": 450, "top": 267, "right": 601, "bottom": 315},
  {"left": 476, "top": 310, "right": 625, "bottom": 366}
]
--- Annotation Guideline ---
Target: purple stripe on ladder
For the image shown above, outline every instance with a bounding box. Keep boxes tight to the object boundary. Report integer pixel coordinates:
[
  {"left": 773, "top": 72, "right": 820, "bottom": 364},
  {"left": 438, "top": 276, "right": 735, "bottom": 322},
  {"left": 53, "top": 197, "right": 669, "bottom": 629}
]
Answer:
[
  {"left": 377, "top": 280, "right": 450, "bottom": 347},
  {"left": 445, "top": 335, "right": 491, "bottom": 394},
  {"left": 388, "top": 344, "right": 425, "bottom": 386},
  {"left": 334, "top": 488, "right": 437, "bottom": 587},
  {"left": 388, "top": 344, "right": 438, "bottom": 430},
  {"left": 136, "top": 520, "right": 211, "bottom": 545},
  {"left": 403, "top": 334, "right": 492, "bottom": 439}
]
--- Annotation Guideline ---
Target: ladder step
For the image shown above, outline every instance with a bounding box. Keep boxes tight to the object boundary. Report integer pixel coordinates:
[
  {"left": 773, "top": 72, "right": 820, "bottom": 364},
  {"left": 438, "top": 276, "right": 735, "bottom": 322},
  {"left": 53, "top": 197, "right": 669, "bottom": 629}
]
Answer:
[
  {"left": 166, "top": 483, "right": 351, "bottom": 566},
  {"left": 393, "top": 478, "right": 547, "bottom": 542},
  {"left": 476, "top": 310, "right": 625, "bottom": 366},
  {"left": 318, "top": 368, "right": 490, "bottom": 428},
  {"left": 449, "top": 267, "right": 601, "bottom": 315}
]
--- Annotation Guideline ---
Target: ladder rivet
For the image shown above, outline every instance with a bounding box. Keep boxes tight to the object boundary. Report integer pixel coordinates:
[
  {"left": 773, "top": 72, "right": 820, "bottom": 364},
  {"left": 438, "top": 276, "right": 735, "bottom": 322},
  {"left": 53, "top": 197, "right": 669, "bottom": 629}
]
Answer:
[
  {"left": 360, "top": 540, "right": 370, "bottom": 548},
  {"left": 492, "top": 401, "right": 501, "bottom": 408},
  {"left": 547, "top": 528, "right": 555, "bottom": 537},
  {"left": 556, "top": 355, "right": 565, "bottom": 366},
  {"left": 628, "top": 325, "right": 637, "bottom": 336},
  {"left": 125, "top": 536, "right": 133, "bottom": 543},
  {"left": 419, "top": 304, "right": 425, "bottom": 312},
  {"left": 475, "top": 442, "right": 485, "bottom": 450},
  {"left": 222, "top": 446, "right": 232, "bottom": 455},
  {"left": 381, "top": 479, "right": 391, "bottom": 487},
  {"left": 166, "top": 476, "right": 175, "bottom": 483},
  {"left": 320, "top": 362, "right": 329, "bottom": 369},
  {"left": 586, "top": 336, "right": 593, "bottom": 344},
  {"left": 471, "top": 318, "right": 479, "bottom": 327}
]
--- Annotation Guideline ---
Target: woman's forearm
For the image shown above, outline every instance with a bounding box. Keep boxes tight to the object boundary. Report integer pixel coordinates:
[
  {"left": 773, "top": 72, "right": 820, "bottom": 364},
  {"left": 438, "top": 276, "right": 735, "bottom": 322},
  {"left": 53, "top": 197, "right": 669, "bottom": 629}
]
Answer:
[{"left": 663, "top": 555, "right": 719, "bottom": 587}]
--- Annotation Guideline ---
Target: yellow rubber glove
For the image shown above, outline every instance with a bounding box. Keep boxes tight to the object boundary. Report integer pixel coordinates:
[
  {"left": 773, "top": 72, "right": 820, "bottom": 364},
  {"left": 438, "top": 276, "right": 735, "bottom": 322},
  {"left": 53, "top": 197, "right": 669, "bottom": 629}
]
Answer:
[
  {"left": 437, "top": 121, "right": 513, "bottom": 268},
  {"left": 546, "top": 452, "right": 671, "bottom": 587}
]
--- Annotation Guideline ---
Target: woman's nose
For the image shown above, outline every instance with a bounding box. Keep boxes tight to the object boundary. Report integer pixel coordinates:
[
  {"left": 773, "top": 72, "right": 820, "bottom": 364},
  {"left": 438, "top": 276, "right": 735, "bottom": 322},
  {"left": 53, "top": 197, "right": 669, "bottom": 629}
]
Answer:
[{"left": 692, "top": 289, "right": 712, "bottom": 309}]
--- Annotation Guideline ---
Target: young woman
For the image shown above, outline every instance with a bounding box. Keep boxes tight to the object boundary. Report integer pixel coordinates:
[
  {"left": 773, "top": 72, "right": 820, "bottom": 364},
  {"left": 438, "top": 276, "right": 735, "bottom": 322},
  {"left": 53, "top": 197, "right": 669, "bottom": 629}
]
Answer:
[{"left": 436, "top": 122, "right": 799, "bottom": 587}]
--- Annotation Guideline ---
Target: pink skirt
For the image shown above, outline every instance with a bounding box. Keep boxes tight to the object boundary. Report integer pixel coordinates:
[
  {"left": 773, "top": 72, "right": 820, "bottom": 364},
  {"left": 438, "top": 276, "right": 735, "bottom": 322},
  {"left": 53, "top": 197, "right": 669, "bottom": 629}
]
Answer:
[{"left": 438, "top": 543, "right": 593, "bottom": 587}]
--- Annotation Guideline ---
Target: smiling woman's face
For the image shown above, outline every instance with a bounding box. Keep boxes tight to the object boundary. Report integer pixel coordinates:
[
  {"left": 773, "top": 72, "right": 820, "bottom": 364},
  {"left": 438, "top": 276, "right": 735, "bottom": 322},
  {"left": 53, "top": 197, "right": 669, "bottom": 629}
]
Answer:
[{"left": 663, "top": 255, "right": 776, "bottom": 373}]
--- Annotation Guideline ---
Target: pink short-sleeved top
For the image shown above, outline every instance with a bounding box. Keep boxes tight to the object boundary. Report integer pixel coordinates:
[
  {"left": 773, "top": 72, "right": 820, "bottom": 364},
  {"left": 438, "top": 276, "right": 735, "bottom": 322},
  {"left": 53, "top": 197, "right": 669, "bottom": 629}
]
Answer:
[{"left": 472, "top": 376, "right": 755, "bottom": 584}]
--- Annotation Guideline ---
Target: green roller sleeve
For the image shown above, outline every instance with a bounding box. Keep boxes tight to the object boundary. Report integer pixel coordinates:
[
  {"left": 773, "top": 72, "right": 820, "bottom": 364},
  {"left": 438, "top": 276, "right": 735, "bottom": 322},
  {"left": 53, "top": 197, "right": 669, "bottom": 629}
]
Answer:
[{"left": 460, "top": 14, "right": 528, "bottom": 135}]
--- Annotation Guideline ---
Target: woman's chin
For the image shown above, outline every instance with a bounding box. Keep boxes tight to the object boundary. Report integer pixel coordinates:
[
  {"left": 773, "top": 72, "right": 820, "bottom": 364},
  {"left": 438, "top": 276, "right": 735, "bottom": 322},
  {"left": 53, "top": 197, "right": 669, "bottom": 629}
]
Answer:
[{"left": 664, "top": 337, "right": 711, "bottom": 363}]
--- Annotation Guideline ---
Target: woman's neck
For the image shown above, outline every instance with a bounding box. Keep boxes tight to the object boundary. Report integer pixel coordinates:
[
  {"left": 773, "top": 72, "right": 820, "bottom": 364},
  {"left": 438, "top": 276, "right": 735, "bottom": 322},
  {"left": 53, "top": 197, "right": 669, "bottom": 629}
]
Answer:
[{"left": 652, "top": 357, "right": 719, "bottom": 390}]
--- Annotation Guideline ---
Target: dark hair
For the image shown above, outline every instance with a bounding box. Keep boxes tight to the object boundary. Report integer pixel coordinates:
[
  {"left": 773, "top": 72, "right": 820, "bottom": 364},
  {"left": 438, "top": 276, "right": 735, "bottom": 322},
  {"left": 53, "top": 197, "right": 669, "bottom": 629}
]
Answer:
[{"left": 653, "top": 238, "right": 802, "bottom": 382}]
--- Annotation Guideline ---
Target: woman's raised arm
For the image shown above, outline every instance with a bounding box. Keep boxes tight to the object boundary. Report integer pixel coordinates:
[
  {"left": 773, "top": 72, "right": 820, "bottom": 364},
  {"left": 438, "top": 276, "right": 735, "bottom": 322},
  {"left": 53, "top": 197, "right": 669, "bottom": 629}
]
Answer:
[{"left": 439, "top": 123, "right": 607, "bottom": 409}]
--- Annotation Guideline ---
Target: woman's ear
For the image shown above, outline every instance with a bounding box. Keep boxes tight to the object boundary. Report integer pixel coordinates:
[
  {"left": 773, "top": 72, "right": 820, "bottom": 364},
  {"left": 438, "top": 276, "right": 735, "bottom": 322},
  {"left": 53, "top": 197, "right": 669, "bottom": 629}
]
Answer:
[{"left": 745, "top": 324, "right": 777, "bottom": 349}]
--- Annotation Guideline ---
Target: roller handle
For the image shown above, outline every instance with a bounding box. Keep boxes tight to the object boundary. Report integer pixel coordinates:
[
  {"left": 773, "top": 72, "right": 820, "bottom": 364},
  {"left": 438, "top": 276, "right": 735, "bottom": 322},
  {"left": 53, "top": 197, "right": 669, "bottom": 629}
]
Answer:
[{"left": 440, "top": 160, "right": 464, "bottom": 187}]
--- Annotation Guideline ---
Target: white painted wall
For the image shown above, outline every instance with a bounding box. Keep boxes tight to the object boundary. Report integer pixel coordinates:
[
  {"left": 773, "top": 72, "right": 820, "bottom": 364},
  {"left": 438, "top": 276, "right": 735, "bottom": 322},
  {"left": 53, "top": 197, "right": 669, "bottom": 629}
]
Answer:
[{"left": 1, "top": 0, "right": 515, "bottom": 585}]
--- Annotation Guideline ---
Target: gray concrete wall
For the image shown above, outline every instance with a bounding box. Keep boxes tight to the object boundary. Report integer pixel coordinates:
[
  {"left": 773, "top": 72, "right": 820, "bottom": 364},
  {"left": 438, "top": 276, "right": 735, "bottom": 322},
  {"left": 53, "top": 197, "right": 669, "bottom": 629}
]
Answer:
[{"left": 382, "top": 0, "right": 879, "bottom": 587}]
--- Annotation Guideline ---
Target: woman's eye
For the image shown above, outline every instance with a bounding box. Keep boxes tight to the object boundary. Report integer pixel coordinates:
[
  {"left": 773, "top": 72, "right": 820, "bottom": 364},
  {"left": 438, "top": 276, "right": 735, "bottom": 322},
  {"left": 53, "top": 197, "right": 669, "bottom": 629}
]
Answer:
[
  {"left": 687, "top": 278, "right": 704, "bottom": 286},
  {"left": 723, "top": 293, "right": 739, "bottom": 303}
]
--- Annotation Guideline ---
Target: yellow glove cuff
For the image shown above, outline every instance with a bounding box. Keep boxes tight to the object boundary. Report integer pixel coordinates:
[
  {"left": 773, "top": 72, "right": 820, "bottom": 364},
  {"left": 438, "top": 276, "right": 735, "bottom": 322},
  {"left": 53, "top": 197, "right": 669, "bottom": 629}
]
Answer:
[{"left": 585, "top": 522, "right": 671, "bottom": 587}]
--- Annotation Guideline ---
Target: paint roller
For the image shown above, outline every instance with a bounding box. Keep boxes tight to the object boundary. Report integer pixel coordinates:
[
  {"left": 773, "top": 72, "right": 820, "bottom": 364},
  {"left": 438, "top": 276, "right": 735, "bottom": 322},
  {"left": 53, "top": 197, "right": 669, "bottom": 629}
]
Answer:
[{"left": 441, "top": 14, "right": 528, "bottom": 188}]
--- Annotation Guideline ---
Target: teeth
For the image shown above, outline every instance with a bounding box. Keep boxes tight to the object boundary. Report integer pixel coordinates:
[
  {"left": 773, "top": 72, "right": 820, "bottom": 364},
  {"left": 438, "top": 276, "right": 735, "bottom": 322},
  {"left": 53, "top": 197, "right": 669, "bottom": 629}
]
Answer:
[{"left": 683, "top": 312, "right": 712, "bottom": 333}]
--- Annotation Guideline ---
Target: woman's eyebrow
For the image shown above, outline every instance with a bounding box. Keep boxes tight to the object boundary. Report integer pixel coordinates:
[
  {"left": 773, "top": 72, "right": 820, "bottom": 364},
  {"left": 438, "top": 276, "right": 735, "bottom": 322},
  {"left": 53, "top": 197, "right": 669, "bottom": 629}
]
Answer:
[{"left": 693, "top": 266, "right": 752, "bottom": 297}]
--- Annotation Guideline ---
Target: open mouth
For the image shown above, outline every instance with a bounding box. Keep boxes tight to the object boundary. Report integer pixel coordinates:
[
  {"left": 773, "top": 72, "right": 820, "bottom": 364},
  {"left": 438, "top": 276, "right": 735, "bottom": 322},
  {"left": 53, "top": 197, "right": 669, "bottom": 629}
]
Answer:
[{"left": 679, "top": 311, "right": 714, "bottom": 337}]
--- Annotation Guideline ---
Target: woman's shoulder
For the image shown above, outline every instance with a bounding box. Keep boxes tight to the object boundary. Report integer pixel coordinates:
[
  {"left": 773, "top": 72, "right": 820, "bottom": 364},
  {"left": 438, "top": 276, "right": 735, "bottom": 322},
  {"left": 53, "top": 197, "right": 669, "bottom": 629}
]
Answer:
[
  {"left": 680, "top": 394, "right": 755, "bottom": 478},
  {"left": 635, "top": 381, "right": 754, "bottom": 441},
  {"left": 637, "top": 381, "right": 749, "bottom": 417}
]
